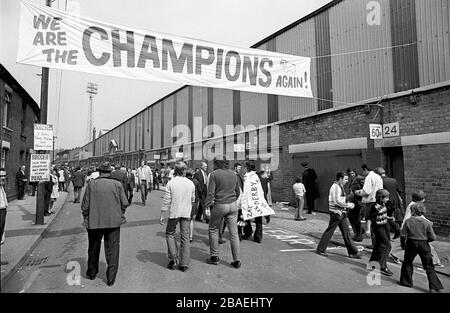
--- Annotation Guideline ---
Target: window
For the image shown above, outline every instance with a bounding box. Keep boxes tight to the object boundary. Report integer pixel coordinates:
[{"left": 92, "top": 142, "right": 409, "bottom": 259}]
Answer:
[
  {"left": 3, "top": 90, "right": 11, "bottom": 128},
  {"left": 1, "top": 149, "right": 6, "bottom": 168}
]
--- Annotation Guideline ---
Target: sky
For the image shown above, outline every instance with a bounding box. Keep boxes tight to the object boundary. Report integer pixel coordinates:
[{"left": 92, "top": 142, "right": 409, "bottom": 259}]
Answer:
[{"left": 1, "top": 0, "right": 330, "bottom": 150}]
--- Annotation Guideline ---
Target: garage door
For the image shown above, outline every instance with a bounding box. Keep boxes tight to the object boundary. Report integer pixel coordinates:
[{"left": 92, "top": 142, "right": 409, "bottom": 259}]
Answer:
[{"left": 293, "top": 150, "right": 363, "bottom": 213}]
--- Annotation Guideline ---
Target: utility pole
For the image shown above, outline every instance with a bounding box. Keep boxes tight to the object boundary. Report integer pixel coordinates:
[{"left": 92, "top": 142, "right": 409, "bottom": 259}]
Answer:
[
  {"left": 86, "top": 82, "right": 98, "bottom": 143},
  {"left": 35, "top": 0, "right": 52, "bottom": 225}
]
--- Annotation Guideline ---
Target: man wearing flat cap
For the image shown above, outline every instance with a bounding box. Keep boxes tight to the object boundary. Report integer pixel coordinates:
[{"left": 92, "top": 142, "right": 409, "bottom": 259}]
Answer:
[
  {"left": 81, "top": 161, "right": 129, "bottom": 287},
  {"left": 301, "top": 161, "right": 319, "bottom": 215}
]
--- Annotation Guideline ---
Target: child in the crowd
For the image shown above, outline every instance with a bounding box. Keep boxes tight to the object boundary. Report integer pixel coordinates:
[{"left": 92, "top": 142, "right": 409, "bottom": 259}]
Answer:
[
  {"left": 368, "top": 189, "right": 394, "bottom": 276},
  {"left": 293, "top": 177, "right": 306, "bottom": 221},
  {"left": 399, "top": 203, "right": 443, "bottom": 293}
]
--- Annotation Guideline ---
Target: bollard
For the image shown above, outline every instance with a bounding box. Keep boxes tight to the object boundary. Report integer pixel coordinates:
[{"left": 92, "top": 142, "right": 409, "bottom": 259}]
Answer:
[{"left": 35, "top": 181, "right": 46, "bottom": 225}]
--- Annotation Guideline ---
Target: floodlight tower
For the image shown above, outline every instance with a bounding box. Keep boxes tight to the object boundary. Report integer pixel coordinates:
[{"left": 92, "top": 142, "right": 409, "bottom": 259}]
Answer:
[{"left": 86, "top": 82, "right": 98, "bottom": 143}]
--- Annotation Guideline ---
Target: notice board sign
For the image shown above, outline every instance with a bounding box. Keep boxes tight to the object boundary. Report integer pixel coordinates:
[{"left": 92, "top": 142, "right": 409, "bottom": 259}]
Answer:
[
  {"left": 30, "top": 154, "right": 50, "bottom": 182},
  {"left": 34, "top": 124, "right": 53, "bottom": 150}
]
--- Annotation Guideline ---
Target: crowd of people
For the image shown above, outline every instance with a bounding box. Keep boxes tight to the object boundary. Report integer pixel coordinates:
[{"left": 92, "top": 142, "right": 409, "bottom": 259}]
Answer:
[{"left": 0, "top": 158, "right": 444, "bottom": 293}]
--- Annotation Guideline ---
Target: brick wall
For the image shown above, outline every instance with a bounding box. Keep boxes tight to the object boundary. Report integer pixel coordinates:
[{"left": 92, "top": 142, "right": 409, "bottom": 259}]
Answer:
[
  {"left": 1, "top": 77, "right": 39, "bottom": 200},
  {"left": 271, "top": 85, "right": 450, "bottom": 235}
]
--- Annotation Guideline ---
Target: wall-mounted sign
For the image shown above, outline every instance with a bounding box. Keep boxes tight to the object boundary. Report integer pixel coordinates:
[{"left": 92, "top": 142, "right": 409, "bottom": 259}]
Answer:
[
  {"left": 383, "top": 122, "right": 400, "bottom": 138},
  {"left": 369, "top": 124, "right": 383, "bottom": 139},
  {"left": 154, "top": 155, "right": 160, "bottom": 160},
  {"left": 34, "top": 124, "right": 53, "bottom": 150},
  {"left": 30, "top": 154, "right": 50, "bottom": 182},
  {"left": 175, "top": 152, "right": 184, "bottom": 158},
  {"left": 234, "top": 144, "right": 245, "bottom": 152}
]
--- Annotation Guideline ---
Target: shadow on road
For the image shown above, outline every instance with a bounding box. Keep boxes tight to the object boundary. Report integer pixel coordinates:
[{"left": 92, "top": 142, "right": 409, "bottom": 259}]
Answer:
[{"left": 136, "top": 250, "right": 167, "bottom": 268}]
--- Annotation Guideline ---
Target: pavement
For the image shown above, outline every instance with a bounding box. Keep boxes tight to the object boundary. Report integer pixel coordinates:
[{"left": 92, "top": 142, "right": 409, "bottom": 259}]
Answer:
[
  {"left": 270, "top": 202, "right": 450, "bottom": 277},
  {"left": 1, "top": 187, "right": 449, "bottom": 292},
  {"left": 0, "top": 187, "right": 69, "bottom": 290}
]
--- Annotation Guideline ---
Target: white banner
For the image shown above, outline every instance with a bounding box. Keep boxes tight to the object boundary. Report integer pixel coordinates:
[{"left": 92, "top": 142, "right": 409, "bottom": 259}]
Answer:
[
  {"left": 240, "top": 172, "right": 275, "bottom": 220},
  {"left": 17, "top": 1, "right": 312, "bottom": 98},
  {"left": 30, "top": 154, "right": 50, "bottom": 182},
  {"left": 34, "top": 124, "right": 53, "bottom": 150}
]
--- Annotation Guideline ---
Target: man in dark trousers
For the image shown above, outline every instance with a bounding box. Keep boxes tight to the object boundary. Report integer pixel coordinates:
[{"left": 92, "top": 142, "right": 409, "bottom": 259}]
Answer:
[
  {"left": 110, "top": 164, "right": 127, "bottom": 191},
  {"left": 16, "top": 165, "right": 28, "bottom": 200},
  {"left": 382, "top": 172, "right": 403, "bottom": 239},
  {"left": 301, "top": 162, "right": 318, "bottom": 215},
  {"left": 81, "top": 161, "right": 129, "bottom": 287},
  {"left": 124, "top": 168, "right": 135, "bottom": 205},
  {"left": 194, "top": 161, "right": 208, "bottom": 222},
  {"left": 72, "top": 167, "right": 86, "bottom": 203}
]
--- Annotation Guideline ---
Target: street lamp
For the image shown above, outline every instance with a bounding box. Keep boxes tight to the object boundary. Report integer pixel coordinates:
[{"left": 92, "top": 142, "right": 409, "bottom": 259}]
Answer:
[{"left": 86, "top": 82, "right": 99, "bottom": 143}]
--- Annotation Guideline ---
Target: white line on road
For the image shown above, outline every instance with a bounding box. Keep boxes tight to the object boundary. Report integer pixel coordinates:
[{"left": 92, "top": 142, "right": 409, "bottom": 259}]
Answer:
[
  {"left": 20, "top": 269, "right": 40, "bottom": 293},
  {"left": 280, "top": 247, "right": 346, "bottom": 252}
]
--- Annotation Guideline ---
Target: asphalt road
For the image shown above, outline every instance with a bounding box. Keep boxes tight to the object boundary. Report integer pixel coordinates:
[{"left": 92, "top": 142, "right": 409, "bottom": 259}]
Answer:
[{"left": 2, "top": 187, "right": 449, "bottom": 293}]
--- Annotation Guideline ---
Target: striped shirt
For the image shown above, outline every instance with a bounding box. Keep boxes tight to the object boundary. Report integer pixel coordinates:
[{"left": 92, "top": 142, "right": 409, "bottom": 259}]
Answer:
[{"left": 370, "top": 203, "right": 388, "bottom": 225}]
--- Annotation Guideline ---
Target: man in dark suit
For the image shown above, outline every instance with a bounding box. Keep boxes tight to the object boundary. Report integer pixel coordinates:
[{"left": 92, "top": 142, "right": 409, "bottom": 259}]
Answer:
[
  {"left": 382, "top": 172, "right": 403, "bottom": 239},
  {"left": 16, "top": 165, "right": 28, "bottom": 200},
  {"left": 124, "top": 168, "right": 135, "bottom": 204},
  {"left": 194, "top": 161, "right": 208, "bottom": 222},
  {"left": 301, "top": 162, "right": 318, "bottom": 215},
  {"left": 72, "top": 167, "right": 86, "bottom": 203},
  {"left": 110, "top": 164, "right": 127, "bottom": 190},
  {"left": 81, "top": 161, "right": 129, "bottom": 287}
]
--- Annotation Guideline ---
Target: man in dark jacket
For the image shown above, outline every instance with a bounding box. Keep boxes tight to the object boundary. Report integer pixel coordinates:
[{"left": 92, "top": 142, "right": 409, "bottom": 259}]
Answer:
[
  {"left": 81, "top": 161, "right": 129, "bottom": 287},
  {"left": 382, "top": 173, "right": 403, "bottom": 239},
  {"left": 124, "top": 168, "right": 135, "bottom": 205},
  {"left": 301, "top": 162, "right": 318, "bottom": 215},
  {"left": 194, "top": 161, "right": 208, "bottom": 222},
  {"left": 72, "top": 167, "right": 86, "bottom": 203},
  {"left": 16, "top": 165, "right": 28, "bottom": 200}
]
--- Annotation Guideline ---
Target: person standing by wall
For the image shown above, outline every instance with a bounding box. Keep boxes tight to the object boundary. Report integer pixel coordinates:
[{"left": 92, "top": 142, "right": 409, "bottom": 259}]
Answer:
[
  {"left": 16, "top": 165, "right": 28, "bottom": 200},
  {"left": 301, "top": 162, "right": 318, "bottom": 215},
  {"left": 81, "top": 161, "right": 129, "bottom": 287},
  {"left": 160, "top": 161, "right": 195, "bottom": 272},
  {"left": 0, "top": 168, "right": 8, "bottom": 248},
  {"left": 293, "top": 177, "right": 306, "bottom": 221}
]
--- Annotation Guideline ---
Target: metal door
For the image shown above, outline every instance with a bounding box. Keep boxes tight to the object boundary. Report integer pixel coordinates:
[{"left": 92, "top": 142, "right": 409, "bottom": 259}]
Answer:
[{"left": 293, "top": 150, "right": 363, "bottom": 212}]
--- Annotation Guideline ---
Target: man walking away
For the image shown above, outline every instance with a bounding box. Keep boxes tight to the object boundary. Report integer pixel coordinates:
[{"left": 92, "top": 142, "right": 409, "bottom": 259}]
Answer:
[
  {"left": 72, "top": 167, "right": 86, "bottom": 203},
  {"left": 194, "top": 161, "right": 208, "bottom": 222},
  {"left": 81, "top": 161, "right": 129, "bottom": 286},
  {"left": 205, "top": 158, "right": 241, "bottom": 269},
  {"left": 160, "top": 161, "right": 195, "bottom": 272},
  {"left": 301, "top": 162, "right": 318, "bottom": 215},
  {"left": 316, "top": 171, "right": 361, "bottom": 259},
  {"left": 125, "top": 168, "right": 135, "bottom": 205},
  {"left": 153, "top": 169, "right": 160, "bottom": 190},
  {"left": 382, "top": 173, "right": 403, "bottom": 239}
]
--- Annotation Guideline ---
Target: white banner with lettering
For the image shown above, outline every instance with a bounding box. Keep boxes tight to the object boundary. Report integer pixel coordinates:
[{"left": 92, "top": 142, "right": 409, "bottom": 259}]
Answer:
[
  {"left": 240, "top": 172, "right": 275, "bottom": 221},
  {"left": 17, "top": 1, "right": 312, "bottom": 98},
  {"left": 34, "top": 124, "right": 53, "bottom": 151},
  {"left": 30, "top": 154, "right": 50, "bottom": 182}
]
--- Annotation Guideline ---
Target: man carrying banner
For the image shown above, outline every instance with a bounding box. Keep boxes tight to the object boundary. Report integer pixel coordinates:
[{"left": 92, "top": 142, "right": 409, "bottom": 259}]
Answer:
[{"left": 241, "top": 161, "right": 275, "bottom": 243}]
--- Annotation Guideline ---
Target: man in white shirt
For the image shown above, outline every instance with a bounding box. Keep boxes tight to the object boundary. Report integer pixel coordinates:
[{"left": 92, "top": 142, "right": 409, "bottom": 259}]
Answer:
[
  {"left": 58, "top": 168, "right": 66, "bottom": 192},
  {"left": 357, "top": 167, "right": 384, "bottom": 239},
  {"left": 137, "top": 161, "right": 153, "bottom": 205}
]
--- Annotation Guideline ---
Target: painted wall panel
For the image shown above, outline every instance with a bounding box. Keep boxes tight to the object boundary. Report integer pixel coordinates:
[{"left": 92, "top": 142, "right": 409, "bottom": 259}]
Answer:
[
  {"left": 144, "top": 108, "right": 150, "bottom": 150},
  {"left": 416, "top": 0, "right": 450, "bottom": 86},
  {"left": 130, "top": 117, "right": 137, "bottom": 152},
  {"left": 275, "top": 18, "right": 318, "bottom": 119},
  {"left": 240, "top": 91, "right": 267, "bottom": 127},
  {"left": 192, "top": 87, "right": 207, "bottom": 140},
  {"left": 177, "top": 88, "right": 189, "bottom": 132},
  {"left": 152, "top": 103, "right": 161, "bottom": 149},
  {"left": 329, "top": 0, "right": 395, "bottom": 105},
  {"left": 163, "top": 97, "right": 174, "bottom": 147},
  {"left": 213, "top": 88, "right": 233, "bottom": 135}
]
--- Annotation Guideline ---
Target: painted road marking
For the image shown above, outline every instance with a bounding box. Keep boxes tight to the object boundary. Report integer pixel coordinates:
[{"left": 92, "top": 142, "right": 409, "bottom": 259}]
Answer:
[
  {"left": 19, "top": 269, "right": 40, "bottom": 293},
  {"left": 281, "top": 247, "right": 346, "bottom": 252}
]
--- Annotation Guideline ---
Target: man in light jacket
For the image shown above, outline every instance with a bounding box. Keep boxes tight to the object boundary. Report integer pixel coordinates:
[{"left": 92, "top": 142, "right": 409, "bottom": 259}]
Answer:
[
  {"left": 137, "top": 161, "right": 153, "bottom": 205},
  {"left": 160, "top": 161, "right": 195, "bottom": 272}
]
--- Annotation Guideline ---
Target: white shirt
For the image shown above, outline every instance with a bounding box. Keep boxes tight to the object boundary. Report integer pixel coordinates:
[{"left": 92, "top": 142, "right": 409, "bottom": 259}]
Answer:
[
  {"left": 137, "top": 165, "right": 153, "bottom": 183},
  {"left": 293, "top": 183, "right": 306, "bottom": 197},
  {"left": 161, "top": 176, "right": 195, "bottom": 218},
  {"left": 58, "top": 170, "right": 65, "bottom": 182},
  {"left": 362, "top": 171, "right": 383, "bottom": 203}
]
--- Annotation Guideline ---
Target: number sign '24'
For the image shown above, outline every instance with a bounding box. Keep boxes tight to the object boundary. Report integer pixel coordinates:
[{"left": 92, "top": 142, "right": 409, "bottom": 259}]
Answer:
[{"left": 383, "top": 122, "right": 400, "bottom": 138}]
